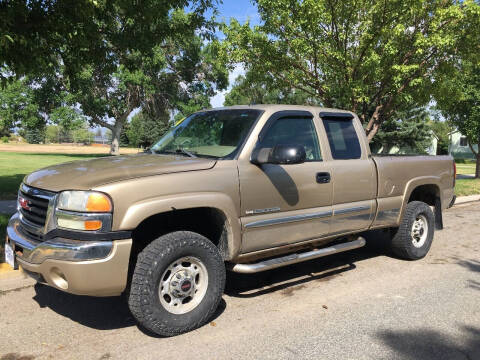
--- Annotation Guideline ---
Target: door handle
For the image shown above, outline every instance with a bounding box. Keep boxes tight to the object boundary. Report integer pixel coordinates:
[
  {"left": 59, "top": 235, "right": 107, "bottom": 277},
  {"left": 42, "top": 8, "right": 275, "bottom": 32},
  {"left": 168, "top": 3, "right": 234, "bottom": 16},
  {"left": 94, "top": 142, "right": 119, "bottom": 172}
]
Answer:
[{"left": 316, "top": 172, "right": 331, "bottom": 184}]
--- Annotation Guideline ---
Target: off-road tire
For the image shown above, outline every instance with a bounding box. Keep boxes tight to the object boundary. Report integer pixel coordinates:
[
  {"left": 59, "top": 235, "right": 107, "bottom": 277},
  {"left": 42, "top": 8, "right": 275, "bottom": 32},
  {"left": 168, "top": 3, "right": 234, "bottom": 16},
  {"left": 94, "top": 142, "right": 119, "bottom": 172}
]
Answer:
[
  {"left": 390, "top": 201, "right": 435, "bottom": 260},
  {"left": 128, "top": 231, "right": 225, "bottom": 336}
]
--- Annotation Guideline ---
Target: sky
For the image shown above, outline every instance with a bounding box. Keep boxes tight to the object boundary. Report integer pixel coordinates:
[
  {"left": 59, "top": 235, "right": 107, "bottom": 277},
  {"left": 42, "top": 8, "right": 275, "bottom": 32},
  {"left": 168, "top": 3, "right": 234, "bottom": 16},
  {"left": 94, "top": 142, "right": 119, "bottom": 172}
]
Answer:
[
  {"left": 209, "top": 0, "right": 260, "bottom": 107},
  {"left": 213, "top": 0, "right": 260, "bottom": 27}
]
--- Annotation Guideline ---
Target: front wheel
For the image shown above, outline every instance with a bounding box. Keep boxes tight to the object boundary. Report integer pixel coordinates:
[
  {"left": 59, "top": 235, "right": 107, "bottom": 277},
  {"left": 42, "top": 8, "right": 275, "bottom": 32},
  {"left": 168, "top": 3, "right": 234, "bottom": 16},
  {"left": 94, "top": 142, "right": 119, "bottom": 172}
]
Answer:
[
  {"left": 128, "top": 231, "right": 225, "bottom": 336},
  {"left": 390, "top": 201, "right": 435, "bottom": 260}
]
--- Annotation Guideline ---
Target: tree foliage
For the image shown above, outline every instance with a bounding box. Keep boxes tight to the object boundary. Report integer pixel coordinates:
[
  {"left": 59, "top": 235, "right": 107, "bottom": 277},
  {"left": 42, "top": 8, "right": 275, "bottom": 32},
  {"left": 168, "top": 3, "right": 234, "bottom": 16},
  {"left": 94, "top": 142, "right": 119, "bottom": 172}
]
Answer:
[
  {"left": 430, "top": 118, "right": 452, "bottom": 155},
  {"left": 435, "top": 60, "right": 480, "bottom": 177},
  {"left": 222, "top": 0, "right": 480, "bottom": 141},
  {"left": 0, "top": 77, "right": 43, "bottom": 141},
  {"left": 0, "top": 0, "right": 214, "bottom": 82},
  {"left": 49, "top": 106, "right": 85, "bottom": 132},
  {"left": 224, "top": 72, "right": 317, "bottom": 106}
]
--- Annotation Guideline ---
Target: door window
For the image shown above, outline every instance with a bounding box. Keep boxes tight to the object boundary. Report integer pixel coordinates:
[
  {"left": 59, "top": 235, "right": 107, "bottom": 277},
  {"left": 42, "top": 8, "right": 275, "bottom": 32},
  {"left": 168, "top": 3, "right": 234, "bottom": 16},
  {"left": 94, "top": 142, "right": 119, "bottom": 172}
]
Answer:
[
  {"left": 258, "top": 117, "right": 322, "bottom": 161},
  {"left": 323, "top": 118, "right": 362, "bottom": 159}
]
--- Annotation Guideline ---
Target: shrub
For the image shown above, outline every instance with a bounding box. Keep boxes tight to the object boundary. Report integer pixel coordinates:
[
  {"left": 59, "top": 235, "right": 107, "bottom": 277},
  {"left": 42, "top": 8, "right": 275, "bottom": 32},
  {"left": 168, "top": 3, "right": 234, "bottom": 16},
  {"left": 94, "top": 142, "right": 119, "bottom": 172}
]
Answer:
[
  {"left": 455, "top": 158, "right": 476, "bottom": 164},
  {"left": 1, "top": 136, "right": 9, "bottom": 143}
]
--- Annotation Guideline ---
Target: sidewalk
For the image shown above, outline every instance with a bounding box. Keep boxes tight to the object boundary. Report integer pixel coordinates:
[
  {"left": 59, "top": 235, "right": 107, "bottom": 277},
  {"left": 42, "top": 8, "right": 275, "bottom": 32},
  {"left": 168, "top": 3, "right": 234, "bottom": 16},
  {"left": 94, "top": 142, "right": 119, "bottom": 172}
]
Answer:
[
  {"left": 0, "top": 200, "right": 16, "bottom": 214},
  {"left": 453, "top": 194, "right": 480, "bottom": 205},
  {"left": 456, "top": 174, "right": 475, "bottom": 180}
]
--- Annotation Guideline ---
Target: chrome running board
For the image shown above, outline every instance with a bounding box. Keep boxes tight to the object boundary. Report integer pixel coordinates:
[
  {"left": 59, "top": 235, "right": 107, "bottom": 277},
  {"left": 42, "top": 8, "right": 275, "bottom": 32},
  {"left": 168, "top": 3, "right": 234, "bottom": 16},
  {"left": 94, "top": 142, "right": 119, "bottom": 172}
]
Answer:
[{"left": 229, "top": 237, "right": 366, "bottom": 274}]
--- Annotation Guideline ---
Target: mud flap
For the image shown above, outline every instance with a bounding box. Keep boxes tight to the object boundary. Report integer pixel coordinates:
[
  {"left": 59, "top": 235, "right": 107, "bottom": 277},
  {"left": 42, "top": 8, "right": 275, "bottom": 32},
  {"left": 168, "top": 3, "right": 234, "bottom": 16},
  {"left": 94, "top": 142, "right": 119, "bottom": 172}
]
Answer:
[{"left": 435, "top": 197, "right": 443, "bottom": 230}]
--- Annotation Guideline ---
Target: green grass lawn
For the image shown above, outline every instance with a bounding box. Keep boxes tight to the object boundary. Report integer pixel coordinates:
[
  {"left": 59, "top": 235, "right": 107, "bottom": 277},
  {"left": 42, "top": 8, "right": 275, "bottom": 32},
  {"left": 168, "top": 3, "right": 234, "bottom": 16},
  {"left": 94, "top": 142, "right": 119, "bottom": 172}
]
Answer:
[
  {"left": 455, "top": 178, "right": 480, "bottom": 196},
  {"left": 0, "top": 152, "right": 106, "bottom": 200},
  {"left": 454, "top": 161, "right": 480, "bottom": 196},
  {"left": 456, "top": 163, "right": 476, "bottom": 175},
  {"left": 0, "top": 152, "right": 107, "bottom": 259}
]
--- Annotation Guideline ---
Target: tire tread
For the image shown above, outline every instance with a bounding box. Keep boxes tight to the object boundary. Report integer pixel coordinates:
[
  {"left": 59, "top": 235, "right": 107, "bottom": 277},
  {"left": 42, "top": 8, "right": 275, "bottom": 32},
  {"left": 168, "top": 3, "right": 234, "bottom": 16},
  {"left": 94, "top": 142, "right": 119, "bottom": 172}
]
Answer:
[
  {"left": 128, "top": 231, "right": 225, "bottom": 336},
  {"left": 390, "top": 201, "right": 434, "bottom": 260}
]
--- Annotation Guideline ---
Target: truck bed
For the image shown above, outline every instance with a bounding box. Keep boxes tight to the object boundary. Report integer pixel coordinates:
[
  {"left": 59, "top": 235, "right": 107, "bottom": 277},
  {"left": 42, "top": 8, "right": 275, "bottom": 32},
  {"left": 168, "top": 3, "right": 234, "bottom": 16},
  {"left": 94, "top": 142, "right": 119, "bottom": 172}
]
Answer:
[{"left": 373, "top": 155, "right": 455, "bottom": 210}]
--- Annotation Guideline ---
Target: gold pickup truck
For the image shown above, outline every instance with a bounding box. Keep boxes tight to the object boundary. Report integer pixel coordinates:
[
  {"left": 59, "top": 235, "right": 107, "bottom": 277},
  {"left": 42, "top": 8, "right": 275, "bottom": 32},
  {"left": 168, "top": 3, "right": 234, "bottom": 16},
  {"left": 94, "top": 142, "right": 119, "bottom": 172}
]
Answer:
[{"left": 6, "top": 105, "right": 456, "bottom": 336}]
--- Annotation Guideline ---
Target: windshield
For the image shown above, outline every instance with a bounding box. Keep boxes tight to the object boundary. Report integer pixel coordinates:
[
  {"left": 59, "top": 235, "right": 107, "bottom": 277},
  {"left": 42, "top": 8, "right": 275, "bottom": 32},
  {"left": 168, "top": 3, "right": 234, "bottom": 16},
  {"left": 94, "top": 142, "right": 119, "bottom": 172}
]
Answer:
[{"left": 151, "top": 109, "right": 262, "bottom": 159}]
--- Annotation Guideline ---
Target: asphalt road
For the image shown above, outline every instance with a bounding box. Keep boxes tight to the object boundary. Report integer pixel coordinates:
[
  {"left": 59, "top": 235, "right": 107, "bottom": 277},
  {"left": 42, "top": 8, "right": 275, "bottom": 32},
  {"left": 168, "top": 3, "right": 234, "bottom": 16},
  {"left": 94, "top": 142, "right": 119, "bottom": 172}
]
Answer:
[{"left": 1, "top": 202, "right": 479, "bottom": 360}]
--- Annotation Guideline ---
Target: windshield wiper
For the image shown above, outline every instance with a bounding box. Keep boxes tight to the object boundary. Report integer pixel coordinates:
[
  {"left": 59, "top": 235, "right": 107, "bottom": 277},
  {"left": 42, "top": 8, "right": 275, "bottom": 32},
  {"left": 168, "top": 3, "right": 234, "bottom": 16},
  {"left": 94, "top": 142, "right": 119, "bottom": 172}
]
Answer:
[
  {"left": 175, "top": 148, "right": 197, "bottom": 158},
  {"left": 153, "top": 148, "right": 197, "bottom": 158}
]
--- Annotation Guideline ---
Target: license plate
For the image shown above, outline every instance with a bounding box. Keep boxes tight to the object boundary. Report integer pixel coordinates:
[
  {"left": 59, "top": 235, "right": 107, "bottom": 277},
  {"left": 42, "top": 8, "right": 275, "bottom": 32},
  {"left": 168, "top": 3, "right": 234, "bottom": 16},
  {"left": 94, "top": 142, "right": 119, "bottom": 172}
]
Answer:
[{"left": 4, "top": 242, "right": 15, "bottom": 269}]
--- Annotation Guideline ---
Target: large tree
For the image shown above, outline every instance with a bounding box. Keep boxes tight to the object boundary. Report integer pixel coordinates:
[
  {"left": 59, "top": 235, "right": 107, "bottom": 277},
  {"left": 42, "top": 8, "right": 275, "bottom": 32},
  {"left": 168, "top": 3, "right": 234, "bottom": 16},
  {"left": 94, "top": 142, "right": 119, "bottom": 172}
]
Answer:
[
  {"left": 1, "top": 1, "right": 226, "bottom": 154},
  {"left": 435, "top": 60, "right": 480, "bottom": 177},
  {"left": 222, "top": 0, "right": 480, "bottom": 141}
]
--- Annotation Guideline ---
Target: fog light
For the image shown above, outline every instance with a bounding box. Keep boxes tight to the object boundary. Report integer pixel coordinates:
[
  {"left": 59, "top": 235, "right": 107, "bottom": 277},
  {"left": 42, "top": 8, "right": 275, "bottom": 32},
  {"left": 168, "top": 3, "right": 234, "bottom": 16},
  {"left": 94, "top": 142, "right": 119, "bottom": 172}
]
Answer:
[
  {"left": 50, "top": 267, "right": 68, "bottom": 289},
  {"left": 84, "top": 220, "right": 102, "bottom": 231}
]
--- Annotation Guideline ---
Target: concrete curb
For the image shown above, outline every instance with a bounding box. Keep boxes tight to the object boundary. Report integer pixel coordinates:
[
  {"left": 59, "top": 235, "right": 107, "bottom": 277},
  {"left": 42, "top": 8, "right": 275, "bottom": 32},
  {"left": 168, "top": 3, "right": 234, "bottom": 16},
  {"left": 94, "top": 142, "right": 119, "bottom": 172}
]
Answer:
[
  {"left": 454, "top": 194, "right": 480, "bottom": 205},
  {"left": 0, "top": 194, "right": 479, "bottom": 292},
  {"left": 0, "top": 266, "right": 36, "bottom": 293}
]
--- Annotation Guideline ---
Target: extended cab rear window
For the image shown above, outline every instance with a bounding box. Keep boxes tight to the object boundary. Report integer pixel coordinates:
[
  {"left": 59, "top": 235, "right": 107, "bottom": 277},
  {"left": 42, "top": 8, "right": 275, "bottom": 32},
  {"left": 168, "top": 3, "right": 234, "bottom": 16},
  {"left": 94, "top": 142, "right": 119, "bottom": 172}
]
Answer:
[{"left": 322, "top": 117, "right": 362, "bottom": 160}]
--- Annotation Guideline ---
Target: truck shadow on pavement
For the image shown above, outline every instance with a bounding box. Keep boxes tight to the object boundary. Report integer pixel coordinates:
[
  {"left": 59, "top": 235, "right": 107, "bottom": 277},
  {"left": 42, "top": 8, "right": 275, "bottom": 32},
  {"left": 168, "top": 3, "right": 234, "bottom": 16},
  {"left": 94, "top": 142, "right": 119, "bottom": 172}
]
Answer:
[
  {"left": 454, "top": 258, "right": 480, "bottom": 291},
  {"left": 377, "top": 326, "right": 480, "bottom": 360},
  {"left": 31, "top": 284, "right": 226, "bottom": 336},
  {"left": 32, "top": 284, "right": 136, "bottom": 330},
  {"left": 225, "top": 229, "right": 391, "bottom": 298}
]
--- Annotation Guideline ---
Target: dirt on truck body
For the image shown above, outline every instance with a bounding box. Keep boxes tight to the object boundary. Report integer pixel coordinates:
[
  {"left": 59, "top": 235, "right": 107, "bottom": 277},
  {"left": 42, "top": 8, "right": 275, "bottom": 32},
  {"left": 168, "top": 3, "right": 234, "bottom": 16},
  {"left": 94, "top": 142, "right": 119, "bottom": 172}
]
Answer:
[{"left": 6, "top": 105, "right": 456, "bottom": 336}]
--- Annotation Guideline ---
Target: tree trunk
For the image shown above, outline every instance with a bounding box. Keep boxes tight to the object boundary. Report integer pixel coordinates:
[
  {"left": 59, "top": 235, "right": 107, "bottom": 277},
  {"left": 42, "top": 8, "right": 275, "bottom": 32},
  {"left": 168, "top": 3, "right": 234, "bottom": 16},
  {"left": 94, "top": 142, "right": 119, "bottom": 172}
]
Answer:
[
  {"left": 476, "top": 142, "right": 480, "bottom": 179},
  {"left": 110, "top": 122, "right": 123, "bottom": 156},
  {"left": 365, "top": 105, "right": 382, "bottom": 142},
  {"left": 468, "top": 141, "right": 480, "bottom": 179},
  {"left": 476, "top": 154, "right": 480, "bottom": 179},
  {"left": 366, "top": 122, "right": 380, "bottom": 142}
]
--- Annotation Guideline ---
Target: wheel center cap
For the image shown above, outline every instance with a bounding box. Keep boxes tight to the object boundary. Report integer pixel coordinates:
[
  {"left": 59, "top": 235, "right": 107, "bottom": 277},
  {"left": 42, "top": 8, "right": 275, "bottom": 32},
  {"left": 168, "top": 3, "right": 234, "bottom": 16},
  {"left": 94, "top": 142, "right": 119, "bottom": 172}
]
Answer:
[{"left": 180, "top": 280, "right": 192, "bottom": 292}]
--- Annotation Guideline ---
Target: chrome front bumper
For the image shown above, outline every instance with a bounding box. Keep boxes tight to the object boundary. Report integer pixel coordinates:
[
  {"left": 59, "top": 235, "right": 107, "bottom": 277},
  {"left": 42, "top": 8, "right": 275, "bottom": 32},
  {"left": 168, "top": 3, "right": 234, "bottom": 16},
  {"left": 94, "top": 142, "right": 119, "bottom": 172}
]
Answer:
[
  {"left": 7, "top": 213, "right": 113, "bottom": 264},
  {"left": 6, "top": 212, "right": 132, "bottom": 296}
]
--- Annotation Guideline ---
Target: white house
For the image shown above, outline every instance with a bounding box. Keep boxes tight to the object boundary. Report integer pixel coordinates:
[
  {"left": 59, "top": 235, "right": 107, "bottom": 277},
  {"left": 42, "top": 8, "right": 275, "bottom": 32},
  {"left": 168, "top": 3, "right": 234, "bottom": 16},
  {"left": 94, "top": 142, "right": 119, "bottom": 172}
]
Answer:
[{"left": 448, "top": 130, "right": 478, "bottom": 159}]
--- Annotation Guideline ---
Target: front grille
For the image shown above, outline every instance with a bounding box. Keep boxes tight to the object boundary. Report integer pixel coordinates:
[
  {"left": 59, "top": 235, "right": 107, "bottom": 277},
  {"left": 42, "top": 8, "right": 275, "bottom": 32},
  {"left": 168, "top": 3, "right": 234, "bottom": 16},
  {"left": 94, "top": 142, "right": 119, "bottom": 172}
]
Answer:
[
  {"left": 18, "top": 223, "right": 44, "bottom": 241},
  {"left": 18, "top": 184, "right": 55, "bottom": 229}
]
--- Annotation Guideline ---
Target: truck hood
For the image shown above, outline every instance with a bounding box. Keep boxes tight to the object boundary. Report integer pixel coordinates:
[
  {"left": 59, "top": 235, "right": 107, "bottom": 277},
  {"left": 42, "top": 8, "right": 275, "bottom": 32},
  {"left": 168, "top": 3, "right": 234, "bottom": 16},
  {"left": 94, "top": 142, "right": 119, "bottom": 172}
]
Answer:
[{"left": 23, "top": 153, "right": 217, "bottom": 192}]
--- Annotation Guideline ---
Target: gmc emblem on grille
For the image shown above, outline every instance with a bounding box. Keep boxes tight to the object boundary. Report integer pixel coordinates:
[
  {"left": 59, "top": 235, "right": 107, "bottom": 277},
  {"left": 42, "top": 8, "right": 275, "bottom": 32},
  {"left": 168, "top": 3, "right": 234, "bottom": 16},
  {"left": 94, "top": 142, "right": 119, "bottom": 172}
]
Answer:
[{"left": 19, "top": 197, "right": 31, "bottom": 211}]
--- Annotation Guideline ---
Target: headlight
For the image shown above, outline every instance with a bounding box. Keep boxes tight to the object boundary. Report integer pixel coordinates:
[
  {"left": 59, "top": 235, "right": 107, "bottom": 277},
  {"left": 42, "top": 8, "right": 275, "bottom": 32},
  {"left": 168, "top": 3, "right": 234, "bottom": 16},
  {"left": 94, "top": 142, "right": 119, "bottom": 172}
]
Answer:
[
  {"left": 57, "top": 191, "right": 112, "bottom": 213},
  {"left": 56, "top": 191, "right": 113, "bottom": 231}
]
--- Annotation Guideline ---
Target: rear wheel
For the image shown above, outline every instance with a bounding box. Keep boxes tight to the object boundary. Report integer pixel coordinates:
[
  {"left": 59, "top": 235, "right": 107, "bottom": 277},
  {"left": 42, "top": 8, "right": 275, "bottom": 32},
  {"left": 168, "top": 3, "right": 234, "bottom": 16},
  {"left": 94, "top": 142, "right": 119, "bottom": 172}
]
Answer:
[
  {"left": 390, "top": 201, "right": 435, "bottom": 260},
  {"left": 128, "top": 231, "right": 225, "bottom": 336}
]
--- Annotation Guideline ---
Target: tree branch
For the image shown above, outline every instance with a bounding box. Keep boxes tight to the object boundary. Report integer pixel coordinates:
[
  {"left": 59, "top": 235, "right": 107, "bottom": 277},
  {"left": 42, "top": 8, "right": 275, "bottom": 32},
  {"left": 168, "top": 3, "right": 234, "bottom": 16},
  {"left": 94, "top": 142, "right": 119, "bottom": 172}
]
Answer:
[{"left": 92, "top": 117, "right": 113, "bottom": 130}]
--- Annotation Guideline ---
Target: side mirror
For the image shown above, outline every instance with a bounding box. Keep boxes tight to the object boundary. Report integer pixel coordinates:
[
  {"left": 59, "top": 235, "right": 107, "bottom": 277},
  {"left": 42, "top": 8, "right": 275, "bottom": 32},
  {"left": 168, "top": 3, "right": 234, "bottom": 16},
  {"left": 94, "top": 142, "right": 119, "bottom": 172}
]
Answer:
[{"left": 251, "top": 144, "right": 306, "bottom": 165}]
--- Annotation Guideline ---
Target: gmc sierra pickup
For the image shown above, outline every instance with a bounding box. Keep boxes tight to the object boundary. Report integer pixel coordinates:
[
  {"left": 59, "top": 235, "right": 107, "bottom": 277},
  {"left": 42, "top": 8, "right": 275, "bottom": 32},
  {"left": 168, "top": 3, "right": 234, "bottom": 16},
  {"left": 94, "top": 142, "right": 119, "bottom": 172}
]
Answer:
[{"left": 6, "top": 105, "right": 456, "bottom": 336}]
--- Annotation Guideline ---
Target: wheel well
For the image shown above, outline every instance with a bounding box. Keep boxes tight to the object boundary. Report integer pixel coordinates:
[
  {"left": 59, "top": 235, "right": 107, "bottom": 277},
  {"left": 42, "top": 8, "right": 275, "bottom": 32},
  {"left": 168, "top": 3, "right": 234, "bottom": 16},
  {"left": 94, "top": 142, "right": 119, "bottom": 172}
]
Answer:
[
  {"left": 130, "top": 207, "right": 230, "bottom": 262},
  {"left": 408, "top": 184, "right": 439, "bottom": 206},
  {"left": 407, "top": 184, "right": 443, "bottom": 229}
]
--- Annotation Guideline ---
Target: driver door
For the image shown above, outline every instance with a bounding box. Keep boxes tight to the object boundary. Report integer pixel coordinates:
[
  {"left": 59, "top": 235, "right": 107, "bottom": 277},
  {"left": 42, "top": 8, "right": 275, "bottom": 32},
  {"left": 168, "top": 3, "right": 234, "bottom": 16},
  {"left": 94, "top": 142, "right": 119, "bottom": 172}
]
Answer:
[{"left": 238, "top": 111, "right": 333, "bottom": 253}]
